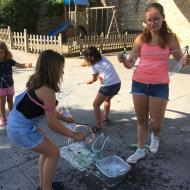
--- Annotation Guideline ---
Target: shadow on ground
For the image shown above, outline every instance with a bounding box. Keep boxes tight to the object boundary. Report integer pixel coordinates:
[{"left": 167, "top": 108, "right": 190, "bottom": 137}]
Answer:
[{"left": 0, "top": 107, "right": 190, "bottom": 190}]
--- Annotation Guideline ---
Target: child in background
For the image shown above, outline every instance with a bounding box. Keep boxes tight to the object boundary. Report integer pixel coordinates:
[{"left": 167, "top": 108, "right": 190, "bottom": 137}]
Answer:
[
  {"left": 0, "top": 42, "right": 32, "bottom": 126},
  {"left": 84, "top": 46, "right": 121, "bottom": 133},
  {"left": 7, "top": 50, "right": 84, "bottom": 190}
]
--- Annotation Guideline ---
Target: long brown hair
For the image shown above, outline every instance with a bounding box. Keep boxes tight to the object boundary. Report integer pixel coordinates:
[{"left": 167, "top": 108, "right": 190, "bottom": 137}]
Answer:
[
  {"left": 141, "top": 3, "right": 177, "bottom": 48},
  {"left": 26, "top": 50, "right": 65, "bottom": 92},
  {"left": 0, "top": 41, "right": 13, "bottom": 60}
]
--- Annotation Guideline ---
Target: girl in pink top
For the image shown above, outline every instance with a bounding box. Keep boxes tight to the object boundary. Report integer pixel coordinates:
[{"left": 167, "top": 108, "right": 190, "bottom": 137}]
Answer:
[{"left": 118, "top": 3, "right": 190, "bottom": 164}]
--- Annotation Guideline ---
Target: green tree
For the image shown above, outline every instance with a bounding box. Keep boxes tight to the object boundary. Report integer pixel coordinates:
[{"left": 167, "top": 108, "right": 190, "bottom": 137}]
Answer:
[
  {"left": 0, "top": 0, "right": 101, "bottom": 33},
  {"left": 0, "top": 0, "right": 66, "bottom": 33},
  {"left": 0, "top": 0, "right": 41, "bottom": 32}
]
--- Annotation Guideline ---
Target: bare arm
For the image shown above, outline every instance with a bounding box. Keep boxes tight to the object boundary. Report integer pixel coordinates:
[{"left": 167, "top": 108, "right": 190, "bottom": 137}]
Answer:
[
  {"left": 86, "top": 74, "right": 98, "bottom": 84},
  {"left": 36, "top": 87, "right": 84, "bottom": 140},
  {"left": 15, "top": 62, "right": 32, "bottom": 68},
  {"left": 169, "top": 36, "right": 190, "bottom": 66},
  {"left": 56, "top": 110, "right": 75, "bottom": 123},
  {"left": 169, "top": 36, "right": 183, "bottom": 61},
  {"left": 118, "top": 34, "right": 141, "bottom": 69}
]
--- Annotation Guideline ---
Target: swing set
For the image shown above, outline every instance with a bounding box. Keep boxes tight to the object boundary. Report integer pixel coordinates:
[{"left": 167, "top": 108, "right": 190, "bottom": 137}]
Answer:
[
  {"left": 87, "top": 5, "right": 120, "bottom": 37},
  {"left": 57, "top": 0, "right": 120, "bottom": 37}
]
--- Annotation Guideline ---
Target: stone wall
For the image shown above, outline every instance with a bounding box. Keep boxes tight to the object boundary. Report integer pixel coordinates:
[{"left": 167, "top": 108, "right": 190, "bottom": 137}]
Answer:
[
  {"left": 37, "top": 15, "right": 65, "bottom": 35},
  {"left": 108, "top": 0, "right": 190, "bottom": 46},
  {"left": 157, "top": 0, "right": 190, "bottom": 46}
]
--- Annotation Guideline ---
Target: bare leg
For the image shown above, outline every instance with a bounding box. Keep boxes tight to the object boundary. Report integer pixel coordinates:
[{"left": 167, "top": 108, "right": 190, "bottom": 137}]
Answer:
[
  {"left": 149, "top": 97, "right": 167, "bottom": 136},
  {"left": 39, "top": 154, "right": 46, "bottom": 188},
  {"left": 133, "top": 94, "right": 149, "bottom": 149},
  {"left": 0, "top": 96, "right": 6, "bottom": 119},
  {"left": 104, "top": 97, "right": 111, "bottom": 120},
  {"left": 93, "top": 92, "right": 107, "bottom": 128},
  {"left": 7, "top": 94, "right": 14, "bottom": 112},
  {"left": 32, "top": 135, "right": 60, "bottom": 190}
]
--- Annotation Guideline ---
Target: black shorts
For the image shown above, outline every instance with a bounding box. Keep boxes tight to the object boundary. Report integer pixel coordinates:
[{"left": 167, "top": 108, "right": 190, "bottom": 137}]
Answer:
[{"left": 99, "top": 83, "right": 121, "bottom": 97}]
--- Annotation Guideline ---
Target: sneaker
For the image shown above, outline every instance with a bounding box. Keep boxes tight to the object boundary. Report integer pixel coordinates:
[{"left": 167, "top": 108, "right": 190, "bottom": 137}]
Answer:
[
  {"left": 127, "top": 148, "right": 145, "bottom": 164},
  {"left": 150, "top": 133, "right": 159, "bottom": 153}
]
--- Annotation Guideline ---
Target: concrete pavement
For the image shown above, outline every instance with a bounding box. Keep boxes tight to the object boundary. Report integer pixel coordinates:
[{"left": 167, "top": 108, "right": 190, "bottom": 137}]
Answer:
[{"left": 0, "top": 50, "right": 190, "bottom": 190}]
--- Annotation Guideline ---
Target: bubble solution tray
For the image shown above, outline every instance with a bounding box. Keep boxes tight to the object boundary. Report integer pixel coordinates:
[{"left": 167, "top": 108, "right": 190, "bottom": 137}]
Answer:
[{"left": 95, "top": 155, "right": 131, "bottom": 187}]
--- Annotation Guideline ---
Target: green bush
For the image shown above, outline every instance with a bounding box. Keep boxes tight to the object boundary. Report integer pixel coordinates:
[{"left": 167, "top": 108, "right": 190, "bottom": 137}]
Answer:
[
  {"left": 0, "top": 0, "right": 65, "bottom": 33},
  {"left": 45, "top": 0, "right": 64, "bottom": 16},
  {"left": 0, "top": 0, "right": 101, "bottom": 33},
  {"left": 0, "top": 0, "right": 41, "bottom": 32}
]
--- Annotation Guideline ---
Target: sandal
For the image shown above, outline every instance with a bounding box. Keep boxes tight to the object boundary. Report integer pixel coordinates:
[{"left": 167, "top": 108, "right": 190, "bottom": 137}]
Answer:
[
  {"left": 103, "top": 119, "right": 110, "bottom": 126},
  {"left": 92, "top": 127, "right": 103, "bottom": 134},
  {"left": 52, "top": 181, "right": 64, "bottom": 190},
  {"left": 37, "top": 181, "right": 64, "bottom": 190}
]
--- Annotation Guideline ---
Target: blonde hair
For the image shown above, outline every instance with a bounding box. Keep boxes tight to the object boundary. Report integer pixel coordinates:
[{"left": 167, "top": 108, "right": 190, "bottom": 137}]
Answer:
[
  {"left": 0, "top": 41, "right": 13, "bottom": 60},
  {"left": 26, "top": 50, "right": 65, "bottom": 92}
]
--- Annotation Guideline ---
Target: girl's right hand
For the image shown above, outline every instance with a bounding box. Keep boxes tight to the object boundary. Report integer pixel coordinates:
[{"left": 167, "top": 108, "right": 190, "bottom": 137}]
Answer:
[
  {"left": 118, "top": 53, "right": 124, "bottom": 63},
  {"left": 117, "top": 52, "right": 127, "bottom": 63},
  {"left": 66, "top": 115, "right": 75, "bottom": 123},
  {"left": 73, "top": 131, "right": 85, "bottom": 141},
  {"left": 118, "top": 53, "right": 133, "bottom": 69}
]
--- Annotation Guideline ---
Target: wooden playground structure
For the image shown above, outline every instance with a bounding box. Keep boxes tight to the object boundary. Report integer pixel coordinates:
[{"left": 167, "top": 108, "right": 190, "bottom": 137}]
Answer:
[
  {"left": 50, "top": 0, "right": 120, "bottom": 38},
  {"left": 0, "top": 1, "right": 139, "bottom": 55}
]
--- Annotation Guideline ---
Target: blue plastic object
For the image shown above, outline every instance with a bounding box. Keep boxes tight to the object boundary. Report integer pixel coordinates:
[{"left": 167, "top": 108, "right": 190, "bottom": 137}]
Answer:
[
  {"left": 49, "top": 21, "right": 70, "bottom": 36},
  {"left": 63, "top": 0, "right": 90, "bottom": 6}
]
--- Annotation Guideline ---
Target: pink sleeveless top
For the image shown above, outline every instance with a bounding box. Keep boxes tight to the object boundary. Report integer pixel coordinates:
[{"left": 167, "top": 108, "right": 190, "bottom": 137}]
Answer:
[{"left": 132, "top": 43, "right": 170, "bottom": 84}]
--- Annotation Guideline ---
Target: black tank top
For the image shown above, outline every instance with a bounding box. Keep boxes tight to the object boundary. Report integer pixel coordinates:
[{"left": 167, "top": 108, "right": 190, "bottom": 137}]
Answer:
[{"left": 16, "top": 90, "right": 45, "bottom": 119}]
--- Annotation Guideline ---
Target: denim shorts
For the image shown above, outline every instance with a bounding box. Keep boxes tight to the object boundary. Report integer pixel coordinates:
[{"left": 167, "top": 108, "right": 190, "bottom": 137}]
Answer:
[
  {"left": 131, "top": 80, "right": 169, "bottom": 100},
  {"left": 7, "top": 108, "right": 44, "bottom": 149},
  {"left": 7, "top": 127, "right": 44, "bottom": 149},
  {"left": 99, "top": 83, "right": 121, "bottom": 97}
]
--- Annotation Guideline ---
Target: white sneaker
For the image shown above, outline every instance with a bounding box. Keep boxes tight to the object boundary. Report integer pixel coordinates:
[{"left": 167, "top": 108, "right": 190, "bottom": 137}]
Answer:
[
  {"left": 150, "top": 133, "right": 159, "bottom": 153},
  {"left": 127, "top": 148, "right": 145, "bottom": 164}
]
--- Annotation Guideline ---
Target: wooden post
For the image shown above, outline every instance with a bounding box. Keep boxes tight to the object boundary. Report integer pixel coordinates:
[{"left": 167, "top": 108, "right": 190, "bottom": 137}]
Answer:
[
  {"left": 124, "top": 31, "right": 128, "bottom": 51},
  {"left": 100, "top": 32, "right": 104, "bottom": 53},
  {"left": 101, "top": 0, "right": 107, "bottom": 6},
  {"left": 75, "top": 4, "right": 77, "bottom": 35},
  {"left": 106, "top": 9, "right": 115, "bottom": 38},
  {"left": 112, "top": 7, "right": 121, "bottom": 38},
  {"left": 8, "top": 26, "right": 13, "bottom": 49},
  {"left": 24, "top": 29, "right": 29, "bottom": 53},
  {"left": 79, "top": 33, "right": 83, "bottom": 57},
  {"left": 86, "top": 8, "right": 89, "bottom": 34},
  {"left": 58, "top": 33, "right": 62, "bottom": 54}
]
